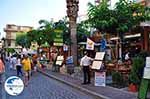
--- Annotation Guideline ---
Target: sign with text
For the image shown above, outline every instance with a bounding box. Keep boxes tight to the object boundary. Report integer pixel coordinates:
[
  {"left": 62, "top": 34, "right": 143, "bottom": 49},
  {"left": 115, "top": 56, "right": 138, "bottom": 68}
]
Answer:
[
  {"left": 95, "top": 72, "right": 106, "bottom": 86},
  {"left": 146, "top": 57, "right": 150, "bottom": 67},
  {"left": 143, "top": 67, "right": 150, "bottom": 79},
  {"left": 91, "top": 52, "right": 105, "bottom": 70},
  {"left": 91, "top": 61, "right": 102, "bottom": 70},
  {"left": 55, "top": 56, "right": 64, "bottom": 65},
  {"left": 54, "top": 30, "right": 63, "bottom": 46},
  {"left": 56, "top": 61, "right": 63, "bottom": 66},
  {"left": 95, "top": 52, "right": 105, "bottom": 60},
  {"left": 56, "top": 56, "right": 64, "bottom": 61},
  {"left": 86, "top": 38, "right": 94, "bottom": 50}
]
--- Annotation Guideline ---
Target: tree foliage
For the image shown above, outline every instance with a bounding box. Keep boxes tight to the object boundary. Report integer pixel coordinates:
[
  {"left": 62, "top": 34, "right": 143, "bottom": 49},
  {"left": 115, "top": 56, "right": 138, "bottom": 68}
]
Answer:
[
  {"left": 38, "top": 19, "right": 55, "bottom": 46},
  {"left": 87, "top": 0, "right": 150, "bottom": 34},
  {"left": 16, "top": 32, "right": 30, "bottom": 48},
  {"left": 114, "top": 0, "right": 150, "bottom": 33},
  {"left": 26, "top": 18, "right": 71, "bottom": 46},
  {"left": 88, "top": 0, "right": 117, "bottom": 33},
  {"left": 27, "top": 29, "right": 46, "bottom": 46},
  {"left": 77, "top": 21, "right": 90, "bottom": 42}
]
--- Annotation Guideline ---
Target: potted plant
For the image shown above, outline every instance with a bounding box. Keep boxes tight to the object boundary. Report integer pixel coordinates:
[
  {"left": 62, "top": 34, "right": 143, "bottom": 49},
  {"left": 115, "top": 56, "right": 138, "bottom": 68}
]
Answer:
[
  {"left": 128, "top": 57, "right": 144, "bottom": 92},
  {"left": 112, "top": 71, "right": 124, "bottom": 88}
]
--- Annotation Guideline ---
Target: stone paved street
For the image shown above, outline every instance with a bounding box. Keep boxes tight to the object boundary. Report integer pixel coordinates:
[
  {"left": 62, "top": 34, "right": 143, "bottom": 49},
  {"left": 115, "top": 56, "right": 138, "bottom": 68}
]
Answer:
[
  {"left": 0, "top": 81, "right": 2, "bottom": 99},
  {"left": 4, "top": 61, "right": 95, "bottom": 99}
]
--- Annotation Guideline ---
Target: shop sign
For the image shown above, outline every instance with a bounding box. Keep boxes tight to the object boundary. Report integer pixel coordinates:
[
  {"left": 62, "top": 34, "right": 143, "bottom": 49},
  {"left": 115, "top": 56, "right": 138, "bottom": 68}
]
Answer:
[
  {"left": 86, "top": 38, "right": 94, "bottom": 50},
  {"left": 95, "top": 72, "right": 106, "bottom": 86},
  {"left": 146, "top": 57, "right": 150, "bottom": 67},
  {"left": 54, "top": 30, "right": 63, "bottom": 46},
  {"left": 143, "top": 67, "right": 150, "bottom": 79}
]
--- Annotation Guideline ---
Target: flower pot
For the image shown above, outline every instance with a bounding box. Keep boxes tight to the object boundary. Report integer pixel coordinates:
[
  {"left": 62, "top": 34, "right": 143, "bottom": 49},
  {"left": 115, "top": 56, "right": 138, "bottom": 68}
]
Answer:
[{"left": 128, "top": 83, "right": 138, "bottom": 92}]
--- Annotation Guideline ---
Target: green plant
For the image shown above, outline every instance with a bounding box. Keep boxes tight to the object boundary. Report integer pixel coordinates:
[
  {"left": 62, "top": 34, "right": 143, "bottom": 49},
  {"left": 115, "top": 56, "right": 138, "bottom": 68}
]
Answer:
[
  {"left": 6, "top": 48, "right": 15, "bottom": 53},
  {"left": 112, "top": 71, "right": 124, "bottom": 86},
  {"left": 129, "top": 57, "right": 144, "bottom": 85}
]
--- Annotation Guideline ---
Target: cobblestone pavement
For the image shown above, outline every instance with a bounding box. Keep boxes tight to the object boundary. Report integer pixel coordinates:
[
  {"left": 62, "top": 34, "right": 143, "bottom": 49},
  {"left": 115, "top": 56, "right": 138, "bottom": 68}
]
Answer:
[
  {"left": 4, "top": 61, "right": 95, "bottom": 99},
  {"left": 0, "top": 80, "right": 2, "bottom": 99},
  {"left": 40, "top": 68, "right": 138, "bottom": 99}
]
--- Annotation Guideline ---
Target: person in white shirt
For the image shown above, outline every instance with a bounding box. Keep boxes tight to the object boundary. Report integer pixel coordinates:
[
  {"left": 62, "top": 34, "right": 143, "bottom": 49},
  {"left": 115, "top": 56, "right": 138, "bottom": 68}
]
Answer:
[
  {"left": 80, "top": 52, "right": 93, "bottom": 84},
  {"left": 125, "top": 52, "right": 130, "bottom": 61}
]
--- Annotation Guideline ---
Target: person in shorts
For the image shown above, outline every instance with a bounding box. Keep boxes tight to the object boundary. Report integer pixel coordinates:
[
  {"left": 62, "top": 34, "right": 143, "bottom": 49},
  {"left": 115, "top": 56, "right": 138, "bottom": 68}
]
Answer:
[{"left": 21, "top": 55, "right": 31, "bottom": 86}]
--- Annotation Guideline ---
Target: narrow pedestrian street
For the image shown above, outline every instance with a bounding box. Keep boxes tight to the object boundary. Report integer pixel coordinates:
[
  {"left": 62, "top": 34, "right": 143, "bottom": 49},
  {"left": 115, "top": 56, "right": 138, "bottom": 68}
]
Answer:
[
  {"left": 3, "top": 61, "right": 95, "bottom": 99},
  {"left": 0, "top": 82, "right": 2, "bottom": 98}
]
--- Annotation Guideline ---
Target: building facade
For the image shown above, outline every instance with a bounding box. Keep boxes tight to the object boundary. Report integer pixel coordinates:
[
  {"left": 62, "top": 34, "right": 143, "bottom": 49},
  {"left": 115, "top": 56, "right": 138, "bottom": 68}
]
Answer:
[{"left": 4, "top": 24, "right": 33, "bottom": 49}]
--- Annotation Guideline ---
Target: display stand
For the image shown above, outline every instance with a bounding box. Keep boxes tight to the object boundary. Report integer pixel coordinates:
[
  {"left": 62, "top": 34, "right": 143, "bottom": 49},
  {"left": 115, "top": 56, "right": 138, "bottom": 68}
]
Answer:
[
  {"left": 138, "top": 57, "right": 150, "bottom": 99},
  {"left": 53, "top": 55, "right": 64, "bottom": 72},
  {"left": 66, "top": 56, "right": 74, "bottom": 74},
  {"left": 56, "top": 56, "right": 64, "bottom": 65},
  {"left": 91, "top": 52, "right": 105, "bottom": 70},
  {"left": 91, "top": 52, "right": 106, "bottom": 86}
]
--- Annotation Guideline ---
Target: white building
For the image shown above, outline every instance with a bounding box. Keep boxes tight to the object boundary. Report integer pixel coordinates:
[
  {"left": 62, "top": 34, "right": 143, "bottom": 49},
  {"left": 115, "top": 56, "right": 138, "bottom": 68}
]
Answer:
[{"left": 4, "top": 24, "right": 33, "bottom": 49}]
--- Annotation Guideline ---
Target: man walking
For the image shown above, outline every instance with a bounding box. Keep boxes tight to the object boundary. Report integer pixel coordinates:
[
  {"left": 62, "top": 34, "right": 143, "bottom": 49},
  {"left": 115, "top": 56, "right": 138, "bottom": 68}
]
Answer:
[{"left": 80, "top": 52, "right": 93, "bottom": 84}]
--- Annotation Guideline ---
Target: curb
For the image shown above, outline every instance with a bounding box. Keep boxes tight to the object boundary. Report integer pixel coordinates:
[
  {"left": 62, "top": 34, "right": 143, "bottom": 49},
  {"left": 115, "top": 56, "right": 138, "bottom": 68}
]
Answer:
[{"left": 38, "top": 69, "right": 110, "bottom": 99}]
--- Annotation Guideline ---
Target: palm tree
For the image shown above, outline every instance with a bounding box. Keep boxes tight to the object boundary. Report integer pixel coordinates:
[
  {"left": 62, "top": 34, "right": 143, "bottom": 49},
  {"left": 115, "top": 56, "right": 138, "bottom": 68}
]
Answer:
[{"left": 66, "top": 0, "right": 79, "bottom": 65}]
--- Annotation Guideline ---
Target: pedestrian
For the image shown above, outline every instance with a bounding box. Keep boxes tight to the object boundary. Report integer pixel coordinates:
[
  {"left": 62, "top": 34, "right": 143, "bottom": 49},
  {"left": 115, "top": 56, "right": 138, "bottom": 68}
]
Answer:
[
  {"left": 21, "top": 54, "right": 32, "bottom": 86},
  {"left": 16, "top": 55, "right": 23, "bottom": 77},
  {"left": 32, "top": 54, "right": 38, "bottom": 72},
  {"left": 80, "top": 51, "right": 93, "bottom": 84},
  {"left": 0, "top": 56, "right": 5, "bottom": 84},
  {"left": 9, "top": 56, "right": 14, "bottom": 69},
  {"left": 12, "top": 55, "right": 17, "bottom": 70}
]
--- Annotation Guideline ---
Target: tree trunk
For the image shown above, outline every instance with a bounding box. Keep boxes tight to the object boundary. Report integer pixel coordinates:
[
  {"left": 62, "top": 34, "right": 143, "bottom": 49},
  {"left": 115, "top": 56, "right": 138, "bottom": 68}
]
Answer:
[{"left": 70, "top": 20, "right": 77, "bottom": 66}]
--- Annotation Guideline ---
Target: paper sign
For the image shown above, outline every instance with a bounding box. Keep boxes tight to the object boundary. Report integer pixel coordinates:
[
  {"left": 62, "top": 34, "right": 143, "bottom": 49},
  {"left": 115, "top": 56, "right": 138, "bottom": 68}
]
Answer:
[
  {"left": 95, "top": 72, "right": 106, "bottom": 86},
  {"left": 95, "top": 52, "right": 105, "bottom": 60},
  {"left": 86, "top": 38, "right": 94, "bottom": 50},
  {"left": 143, "top": 67, "right": 150, "bottom": 79},
  {"left": 146, "top": 57, "right": 150, "bottom": 67},
  {"left": 91, "top": 61, "right": 102, "bottom": 70},
  {"left": 57, "top": 56, "right": 64, "bottom": 61},
  {"left": 56, "top": 61, "right": 63, "bottom": 65}
]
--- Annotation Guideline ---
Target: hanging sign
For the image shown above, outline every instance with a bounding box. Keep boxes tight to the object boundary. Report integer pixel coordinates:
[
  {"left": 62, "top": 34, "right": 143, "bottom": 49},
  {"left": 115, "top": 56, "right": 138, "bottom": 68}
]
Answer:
[
  {"left": 86, "top": 38, "right": 94, "bottom": 50},
  {"left": 54, "top": 30, "right": 63, "bottom": 46}
]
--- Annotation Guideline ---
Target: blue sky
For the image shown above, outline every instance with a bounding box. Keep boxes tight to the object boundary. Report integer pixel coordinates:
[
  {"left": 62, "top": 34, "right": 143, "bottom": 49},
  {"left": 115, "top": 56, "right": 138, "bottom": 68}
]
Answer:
[{"left": 0, "top": 0, "right": 94, "bottom": 38}]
